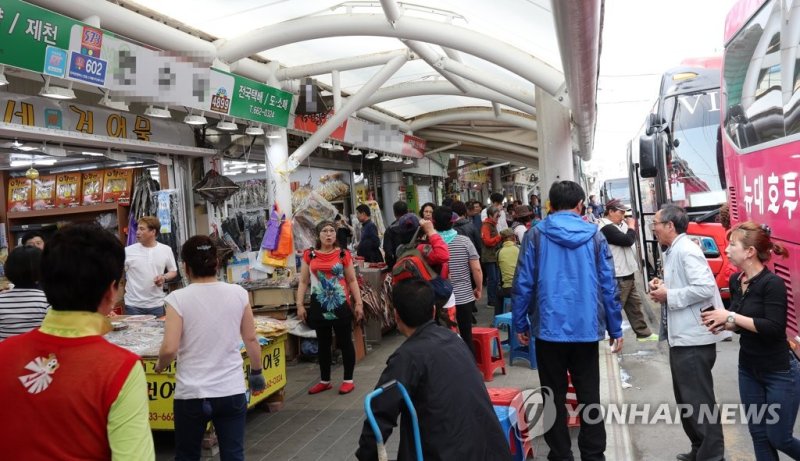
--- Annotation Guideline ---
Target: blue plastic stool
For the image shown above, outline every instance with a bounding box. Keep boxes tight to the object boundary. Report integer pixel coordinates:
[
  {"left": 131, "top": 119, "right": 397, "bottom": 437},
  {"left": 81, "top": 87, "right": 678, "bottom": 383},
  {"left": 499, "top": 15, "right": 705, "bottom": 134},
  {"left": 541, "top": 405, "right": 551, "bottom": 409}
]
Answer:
[
  {"left": 494, "top": 405, "right": 526, "bottom": 461},
  {"left": 493, "top": 312, "right": 513, "bottom": 352},
  {"left": 507, "top": 320, "right": 537, "bottom": 369}
]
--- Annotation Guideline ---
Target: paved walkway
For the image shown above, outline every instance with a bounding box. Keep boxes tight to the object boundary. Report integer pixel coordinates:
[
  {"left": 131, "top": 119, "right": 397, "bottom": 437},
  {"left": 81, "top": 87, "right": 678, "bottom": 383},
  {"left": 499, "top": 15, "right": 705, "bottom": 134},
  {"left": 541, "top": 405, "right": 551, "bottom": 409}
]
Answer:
[{"left": 155, "top": 298, "right": 635, "bottom": 460}]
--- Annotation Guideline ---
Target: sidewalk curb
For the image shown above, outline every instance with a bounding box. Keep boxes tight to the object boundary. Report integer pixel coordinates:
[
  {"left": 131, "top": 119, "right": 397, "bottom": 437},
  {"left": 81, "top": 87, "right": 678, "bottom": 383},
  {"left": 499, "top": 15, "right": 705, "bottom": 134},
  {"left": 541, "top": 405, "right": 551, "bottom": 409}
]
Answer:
[{"left": 601, "top": 346, "right": 635, "bottom": 460}]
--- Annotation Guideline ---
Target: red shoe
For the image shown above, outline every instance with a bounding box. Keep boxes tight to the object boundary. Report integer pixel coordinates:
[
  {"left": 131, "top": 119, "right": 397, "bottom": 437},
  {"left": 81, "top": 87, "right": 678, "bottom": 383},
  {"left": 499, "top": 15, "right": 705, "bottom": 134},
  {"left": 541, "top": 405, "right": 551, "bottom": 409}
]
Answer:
[
  {"left": 308, "top": 382, "right": 333, "bottom": 395},
  {"left": 339, "top": 382, "right": 355, "bottom": 394}
]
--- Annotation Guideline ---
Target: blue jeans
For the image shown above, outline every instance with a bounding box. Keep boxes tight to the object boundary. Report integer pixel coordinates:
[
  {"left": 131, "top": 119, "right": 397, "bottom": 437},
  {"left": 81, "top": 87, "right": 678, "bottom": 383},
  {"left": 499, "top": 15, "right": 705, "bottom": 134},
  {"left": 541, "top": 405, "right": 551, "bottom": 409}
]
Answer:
[
  {"left": 124, "top": 304, "right": 165, "bottom": 317},
  {"left": 485, "top": 262, "right": 500, "bottom": 310},
  {"left": 174, "top": 394, "right": 247, "bottom": 461},
  {"left": 739, "top": 355, "right": 800, "bottom": 461}
]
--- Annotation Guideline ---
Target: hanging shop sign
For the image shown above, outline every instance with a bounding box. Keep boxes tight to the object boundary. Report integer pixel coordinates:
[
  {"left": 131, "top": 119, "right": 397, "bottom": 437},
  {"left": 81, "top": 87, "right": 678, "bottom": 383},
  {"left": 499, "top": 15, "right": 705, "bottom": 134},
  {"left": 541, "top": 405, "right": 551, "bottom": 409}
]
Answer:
[
  {"left": 461, "top": 163, "right": 489, "bottom": 183},
  {"left": 293, "top": 110, "right": 348, "bottom": 141},
  {"left": 1, "top": 93, "right": 195, "bottom": 145},
  {"left": 207, "top": 68, "right": 293, "bottom": 128},
  {"left": 0, "top": 0, "right": 293, "bottom": 128}
]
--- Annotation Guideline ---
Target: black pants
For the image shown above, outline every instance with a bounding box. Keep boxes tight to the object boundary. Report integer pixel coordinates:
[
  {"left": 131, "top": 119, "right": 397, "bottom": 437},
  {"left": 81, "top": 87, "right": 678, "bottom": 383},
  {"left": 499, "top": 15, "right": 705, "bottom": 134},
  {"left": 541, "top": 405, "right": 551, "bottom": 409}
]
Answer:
[
  {"left": 315, "top": 319, "right": 355, "bottom": 382},
  {"left": 669, "top": 344, "right": 725, "bottom": 460},
  {"left": 535, "top": 339, "right": 605, "bottom": 461},
  {"left": 456, "top": 301, "right": 476, "bottom": 357}
]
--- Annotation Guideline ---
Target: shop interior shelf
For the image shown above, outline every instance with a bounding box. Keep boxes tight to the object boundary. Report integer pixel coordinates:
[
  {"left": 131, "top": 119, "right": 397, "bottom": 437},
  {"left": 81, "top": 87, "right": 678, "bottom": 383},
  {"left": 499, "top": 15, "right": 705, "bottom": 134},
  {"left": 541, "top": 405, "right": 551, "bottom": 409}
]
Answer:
[{"left": 7, "top": 202, "right": 128, "bottom": 219}]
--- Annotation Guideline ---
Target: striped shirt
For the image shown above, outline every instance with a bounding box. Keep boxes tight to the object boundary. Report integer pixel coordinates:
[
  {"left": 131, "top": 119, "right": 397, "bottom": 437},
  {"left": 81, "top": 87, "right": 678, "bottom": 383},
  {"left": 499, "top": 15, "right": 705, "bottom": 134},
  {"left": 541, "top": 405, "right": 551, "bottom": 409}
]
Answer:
[
  {"left": 447, "top": 235, "right": 479, "bottom": 304},
  {"left": 0, "top": 288, "right": 50, "bottom": 341}
]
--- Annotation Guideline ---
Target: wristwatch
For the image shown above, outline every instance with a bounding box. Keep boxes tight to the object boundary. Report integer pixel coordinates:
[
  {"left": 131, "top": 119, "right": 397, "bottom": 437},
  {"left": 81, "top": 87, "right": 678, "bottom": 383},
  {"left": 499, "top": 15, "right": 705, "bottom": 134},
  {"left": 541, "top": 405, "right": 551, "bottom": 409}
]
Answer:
[{"left": 726, "top": 313, "right": 736, "bottom": 325}]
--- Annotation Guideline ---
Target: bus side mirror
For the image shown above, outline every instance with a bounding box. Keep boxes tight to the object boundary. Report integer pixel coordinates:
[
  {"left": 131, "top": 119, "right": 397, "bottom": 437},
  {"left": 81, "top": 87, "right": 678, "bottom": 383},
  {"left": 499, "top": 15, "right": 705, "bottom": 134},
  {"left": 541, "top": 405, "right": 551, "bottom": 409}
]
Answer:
[
  {"left": 644, "top": 113, "right": 663, "bottom": 136},
  {"left": 639, "top": 132, "right": 664, "bottom": 178}
]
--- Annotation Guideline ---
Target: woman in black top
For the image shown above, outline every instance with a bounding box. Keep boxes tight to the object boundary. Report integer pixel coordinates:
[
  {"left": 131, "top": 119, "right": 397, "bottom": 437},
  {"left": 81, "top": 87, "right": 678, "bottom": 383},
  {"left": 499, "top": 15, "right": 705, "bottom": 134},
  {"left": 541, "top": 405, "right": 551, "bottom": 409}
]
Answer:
[{"left": 702, "top": 221, "right": 800, "bottom": 460}]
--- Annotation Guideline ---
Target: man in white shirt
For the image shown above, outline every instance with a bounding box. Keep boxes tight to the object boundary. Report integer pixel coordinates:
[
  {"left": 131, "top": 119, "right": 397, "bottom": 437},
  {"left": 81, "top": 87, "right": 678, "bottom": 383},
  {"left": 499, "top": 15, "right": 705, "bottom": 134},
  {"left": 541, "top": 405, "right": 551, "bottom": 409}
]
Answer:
[
  {"left": 480, "top": 192, "right": 508, "bottom": 231},
  {"left": 123, "top": 216, "right": 178, "bottom": 317}
]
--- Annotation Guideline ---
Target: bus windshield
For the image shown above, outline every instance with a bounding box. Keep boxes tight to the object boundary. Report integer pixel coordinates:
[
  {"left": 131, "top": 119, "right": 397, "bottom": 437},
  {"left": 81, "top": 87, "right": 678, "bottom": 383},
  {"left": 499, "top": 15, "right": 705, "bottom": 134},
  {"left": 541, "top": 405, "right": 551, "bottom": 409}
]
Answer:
[{"left": 664, "top": 90, "right": 725, "bottom": 207}]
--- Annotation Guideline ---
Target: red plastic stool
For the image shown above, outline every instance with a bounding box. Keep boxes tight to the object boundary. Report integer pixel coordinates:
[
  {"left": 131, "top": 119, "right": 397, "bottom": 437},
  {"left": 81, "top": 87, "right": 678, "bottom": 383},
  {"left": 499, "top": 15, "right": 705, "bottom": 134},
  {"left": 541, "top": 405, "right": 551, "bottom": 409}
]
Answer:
[
  {"left": 487, "top": 387, "right": 521, "bottom": 407},
  {"left": 566, "top": 372, "right": 580, "bottom": 428},
  {"left": 472, "top": 327, "right": 506, "bottom": 381}
]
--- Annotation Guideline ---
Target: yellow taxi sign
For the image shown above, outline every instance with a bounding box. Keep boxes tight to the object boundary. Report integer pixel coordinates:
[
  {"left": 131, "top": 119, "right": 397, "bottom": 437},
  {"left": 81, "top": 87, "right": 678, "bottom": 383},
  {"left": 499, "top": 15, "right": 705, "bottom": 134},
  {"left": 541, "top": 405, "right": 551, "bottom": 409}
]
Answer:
[{"left": 672, "top": 72, "right": 698, "bottom": 82}]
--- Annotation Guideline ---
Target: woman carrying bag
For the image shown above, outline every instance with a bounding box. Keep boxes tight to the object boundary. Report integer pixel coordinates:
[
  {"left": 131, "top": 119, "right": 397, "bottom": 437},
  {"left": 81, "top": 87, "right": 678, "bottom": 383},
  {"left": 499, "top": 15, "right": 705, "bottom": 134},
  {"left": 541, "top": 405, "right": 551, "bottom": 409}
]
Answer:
[{"left": 297, "top": 221, "right": 365, "bottom": 395}]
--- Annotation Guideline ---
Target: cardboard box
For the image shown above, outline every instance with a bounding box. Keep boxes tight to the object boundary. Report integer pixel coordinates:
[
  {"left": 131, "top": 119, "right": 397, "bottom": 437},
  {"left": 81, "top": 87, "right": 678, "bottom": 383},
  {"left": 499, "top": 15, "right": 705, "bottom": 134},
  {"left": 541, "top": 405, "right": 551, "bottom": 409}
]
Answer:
[
  {"left": 8, "top": 177, "right": 32, "bottom": 212},
  {"left": 82, "top": 170, "right": 104, "bottom": 205},
  {"left": 102, "top": 169, "right": 133, "bottom": 204},
  {"left": 32, "top": 175, "right": 56, "bottom": 210},
  {"left": 55, "top": 173, "right": 82, "bottom": 208},
  {"left": 250, "top": 287, "right": 295, "bottom": 307}
]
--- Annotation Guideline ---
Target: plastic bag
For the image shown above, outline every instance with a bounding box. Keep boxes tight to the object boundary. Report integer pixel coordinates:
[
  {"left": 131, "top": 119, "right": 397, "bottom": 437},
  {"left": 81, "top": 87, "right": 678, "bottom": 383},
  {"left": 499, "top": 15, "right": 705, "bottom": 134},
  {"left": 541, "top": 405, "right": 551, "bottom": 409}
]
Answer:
[
  {"left": 261, "top": 249, "right": 288, "bottom": 267},
  {"left": 272, "top": 219, "right": 294, "bottom": 258},
  {"left": 262, "top": 207, "right": 283, "bottom": 250},
  {"left": 291, "top": 191, "right": 338, "bottom": 251}
]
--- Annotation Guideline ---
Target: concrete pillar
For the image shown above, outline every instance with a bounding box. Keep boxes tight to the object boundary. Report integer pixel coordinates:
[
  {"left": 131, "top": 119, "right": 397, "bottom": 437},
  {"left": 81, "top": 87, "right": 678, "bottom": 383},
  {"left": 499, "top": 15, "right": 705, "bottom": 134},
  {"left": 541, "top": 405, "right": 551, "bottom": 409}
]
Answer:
[
  {"left": 381, "top": 170, "right": 403, "bottom": 228},
  {"left": 536, "top": 86, "right": 574, "bottom": 209}
]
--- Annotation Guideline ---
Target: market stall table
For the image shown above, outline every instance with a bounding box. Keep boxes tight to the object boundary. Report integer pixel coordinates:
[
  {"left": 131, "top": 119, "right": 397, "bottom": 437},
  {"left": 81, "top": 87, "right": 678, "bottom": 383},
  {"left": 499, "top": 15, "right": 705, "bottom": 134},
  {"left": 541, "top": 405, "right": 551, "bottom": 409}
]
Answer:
[{"left": 105, "top": 316, "right": 287, "bottom": 430}]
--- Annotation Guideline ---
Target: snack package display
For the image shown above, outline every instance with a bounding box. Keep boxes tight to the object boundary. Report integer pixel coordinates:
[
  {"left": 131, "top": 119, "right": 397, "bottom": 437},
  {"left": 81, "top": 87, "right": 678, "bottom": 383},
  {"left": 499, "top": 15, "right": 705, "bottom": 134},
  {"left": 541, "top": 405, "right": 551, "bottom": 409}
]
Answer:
[
  {"left": 291, "top": 190, "right": 338, "bottom": 251},
  {"left": 55, "top": 173, "right": 82, "bottom": 208},
  {"left": 8, "top": 177, "right": 32, "bottom": 212},
  {"left": 32, "top": 175, "right": 56, "bottom": 210},
  {"left": 291, "top": 184, "right": 313, "bottom": 211},
  {"left": 317, "top": 173, "right": 350, "bottom": 202},
  {"left": 102, "top": 169, "right": 133, "bottom": 204},
  {"left": 82, "top": 170, "right": 104, "bottom": 205}
]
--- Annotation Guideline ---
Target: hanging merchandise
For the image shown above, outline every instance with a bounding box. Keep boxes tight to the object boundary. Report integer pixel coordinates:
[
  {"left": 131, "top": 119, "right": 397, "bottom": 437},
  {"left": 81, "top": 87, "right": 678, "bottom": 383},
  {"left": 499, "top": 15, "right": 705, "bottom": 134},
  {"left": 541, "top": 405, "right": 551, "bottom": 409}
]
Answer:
[
  {"left": 261, "top": 249, "right": 288, "bottom": 268},
  {"left": 157, "top": 191, "right": 172, "bottom": 234},
  {"left": 291, "top": 191, "right": 338, "bottom": 251},
  {"left": 193, "top": 169, "right": 240, "bottom": 210},
  {"left": 272, "top": 217, "right": 293, "bottom": 259},
  {"left": 127, "top": 169, "right": 161, "bottom": 246},
  {"left": 262, "top": 206, "right": 283, "bottom": 250}
]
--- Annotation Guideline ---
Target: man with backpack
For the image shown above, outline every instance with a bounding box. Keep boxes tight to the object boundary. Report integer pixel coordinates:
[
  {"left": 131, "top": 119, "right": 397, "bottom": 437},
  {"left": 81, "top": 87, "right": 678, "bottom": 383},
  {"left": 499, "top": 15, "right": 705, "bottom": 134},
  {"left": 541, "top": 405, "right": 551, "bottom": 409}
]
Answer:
[{"left": 383, "top": 201, "right": 414, "bottom": 268}]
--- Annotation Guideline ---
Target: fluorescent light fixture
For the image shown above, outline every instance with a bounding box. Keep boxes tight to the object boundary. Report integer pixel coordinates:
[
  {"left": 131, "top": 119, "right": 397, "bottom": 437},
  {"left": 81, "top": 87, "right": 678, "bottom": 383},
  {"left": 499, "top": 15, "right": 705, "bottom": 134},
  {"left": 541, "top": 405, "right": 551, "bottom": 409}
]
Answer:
[
  {"left": 245, "top": 125, "right": 265, "bottom": 136},
  {"left": 0, "top": 65, "right": 8, "bottom": 86},
  {"left": 365, "top": 151, "right": 378, "bottom": 160},
  {"left": 319, "top": 141, "right": 334, "bottom": 150},
  {"left": 184, "top": 113, "right": 207, "bottom": 125},
  {"left": 245, "top": 169, "right": 258, "bottom": 174},
  {"left": 17, "top": 146, "right": 38, "bottom": 152},
  {"left": 227, "top": 164, "right": 248, "bottom": 170},
  {"left": 403, "top": 158, "right": 414, "bottom": 165},
  {"left": 10, "top": 159, "right": 56, "bottom": 167},
  {"left": 348, "top": 148, "right": 362, "bottom": 156},
  {"left": 216, "top": 118, "right": 238, "bottom": 132},
  {"left": 144, "top": 106, "right": 171, "bottom": 118},
  {"left": 99, "top": 92, "right": 129, "bottom": 112},
  {"left": 39, "top": 76, "right": 75, "bottom": 100},
  {"left": 82, "top": 151, "right": 105, "bottom": 157},
  {"left": 332, "top": 143, "right": 344, "bottom": 151},
  {"left": 226, "top": 170, "right": 242, "bottom": 176}
]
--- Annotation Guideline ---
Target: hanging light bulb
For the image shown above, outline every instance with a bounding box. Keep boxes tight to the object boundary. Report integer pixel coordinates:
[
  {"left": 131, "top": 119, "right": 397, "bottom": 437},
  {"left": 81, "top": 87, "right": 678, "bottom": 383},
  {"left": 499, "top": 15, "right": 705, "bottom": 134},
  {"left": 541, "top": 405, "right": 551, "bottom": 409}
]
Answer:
[{"left": 365, "top": 151, "right": 378, "bottom": 160}]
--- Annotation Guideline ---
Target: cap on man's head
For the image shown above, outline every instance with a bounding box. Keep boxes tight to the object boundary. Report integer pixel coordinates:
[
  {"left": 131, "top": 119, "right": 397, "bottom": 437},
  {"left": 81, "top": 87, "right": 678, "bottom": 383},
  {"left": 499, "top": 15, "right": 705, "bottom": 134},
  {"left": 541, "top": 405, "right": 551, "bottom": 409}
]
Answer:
[
  {"left": 398, "top": 213, "right": 420, "bottom": 231},
  {"left": 605, "top": 198, "right": 630, "bottom": 211}
]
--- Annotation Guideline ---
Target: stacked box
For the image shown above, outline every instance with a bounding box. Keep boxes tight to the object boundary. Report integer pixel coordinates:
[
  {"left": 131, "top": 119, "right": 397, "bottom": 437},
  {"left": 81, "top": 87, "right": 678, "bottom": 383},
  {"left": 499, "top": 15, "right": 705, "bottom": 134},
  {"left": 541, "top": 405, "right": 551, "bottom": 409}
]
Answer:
[
  {"left": 102, "top": 169, "right": 133, "bottom": 204},
  {"left": 55, "top": 173, "right": 82, "bottom": 208},
  {"left": 82, "top": 170, "right": 104, "bottom": 205},
  {"left": 32, "top": 175, "right": 56, "bottom": 210},
  {"left": 8, "top": 177, "right": 32, "bottom": 212}
]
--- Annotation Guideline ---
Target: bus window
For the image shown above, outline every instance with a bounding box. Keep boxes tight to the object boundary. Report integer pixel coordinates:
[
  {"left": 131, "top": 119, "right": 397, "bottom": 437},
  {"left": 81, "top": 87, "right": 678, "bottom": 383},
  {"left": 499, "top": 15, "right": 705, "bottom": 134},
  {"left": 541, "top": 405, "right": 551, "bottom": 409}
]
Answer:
[
  {"left": 784, "top": 5, "right": 800, "bottom": 135},
  {"left": 724, "top": 1, "right": 785, "bottom": 148}
]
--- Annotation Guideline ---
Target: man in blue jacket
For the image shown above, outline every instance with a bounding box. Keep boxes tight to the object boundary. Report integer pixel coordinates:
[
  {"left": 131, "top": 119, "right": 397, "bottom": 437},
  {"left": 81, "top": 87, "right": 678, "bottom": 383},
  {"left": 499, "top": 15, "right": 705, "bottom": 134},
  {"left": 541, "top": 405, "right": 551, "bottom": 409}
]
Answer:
[{"left": 512, "top": 180, "right": 623, "bottom": 461}]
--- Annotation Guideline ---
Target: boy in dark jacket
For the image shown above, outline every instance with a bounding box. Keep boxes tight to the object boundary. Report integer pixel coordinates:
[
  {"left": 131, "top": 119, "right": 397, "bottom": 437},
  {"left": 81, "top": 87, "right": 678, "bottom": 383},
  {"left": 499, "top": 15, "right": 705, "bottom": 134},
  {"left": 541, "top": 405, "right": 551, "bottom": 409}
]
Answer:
[{"left": 356, "top": 279, "right": 510, "bottom": 461}]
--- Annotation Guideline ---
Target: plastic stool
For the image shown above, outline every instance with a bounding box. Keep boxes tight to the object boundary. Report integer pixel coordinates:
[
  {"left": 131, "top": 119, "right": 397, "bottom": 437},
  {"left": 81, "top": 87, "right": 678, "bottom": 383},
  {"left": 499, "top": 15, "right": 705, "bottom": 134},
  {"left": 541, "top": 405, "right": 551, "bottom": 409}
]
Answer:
[
  {"left": 472, "top": 327, "right": 506, "bottom": 382},
  {"left": 504, "top": 321, "right": 537, "bottom": 369},
  {"left": 487, "top": 387, "right": 520, "bottom": 407},
  {"left": 493, "top": 313, "right": 513, "bottom": 352},
  {"left": 494, "top": 405, "right": 528, "bottom": 461}
]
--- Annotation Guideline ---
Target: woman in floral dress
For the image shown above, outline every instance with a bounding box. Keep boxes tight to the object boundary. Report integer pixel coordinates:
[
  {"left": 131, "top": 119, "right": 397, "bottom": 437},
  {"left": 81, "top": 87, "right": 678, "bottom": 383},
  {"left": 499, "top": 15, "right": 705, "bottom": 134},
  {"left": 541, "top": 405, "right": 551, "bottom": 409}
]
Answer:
[{"left": 296, "top": 221, "right": 364, "bottom": 395}]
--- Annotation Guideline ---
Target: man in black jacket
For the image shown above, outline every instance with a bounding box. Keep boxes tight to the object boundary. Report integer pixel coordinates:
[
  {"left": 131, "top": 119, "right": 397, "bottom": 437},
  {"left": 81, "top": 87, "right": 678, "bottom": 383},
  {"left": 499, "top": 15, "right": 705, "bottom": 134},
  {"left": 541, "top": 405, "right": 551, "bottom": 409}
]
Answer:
[
  {"left": 598, "top": 199, "right": 657, "bottom": 341},
  {"left": 383, "top": 200, "right": 414, "bottom": 268},
  {"left": 452, "top": 201, "right": 482, "bottom": 254},
  {"left": 356, "top": 279, "right": 511, "bottom": 461},
  {"left": 356, "top": 204, "right": 384, "bottom": 263}
]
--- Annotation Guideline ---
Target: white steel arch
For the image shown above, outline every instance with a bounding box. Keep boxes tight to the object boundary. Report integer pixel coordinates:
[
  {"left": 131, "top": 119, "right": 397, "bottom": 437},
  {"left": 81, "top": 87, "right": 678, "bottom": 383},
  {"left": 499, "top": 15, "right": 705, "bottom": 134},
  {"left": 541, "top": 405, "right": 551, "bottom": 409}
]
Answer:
[
  {"left": 215, "top": 14, "right": 564, "bottom": 96},
  {"left": 410, "top": 110, "right": 537, "bottom": 132}
]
